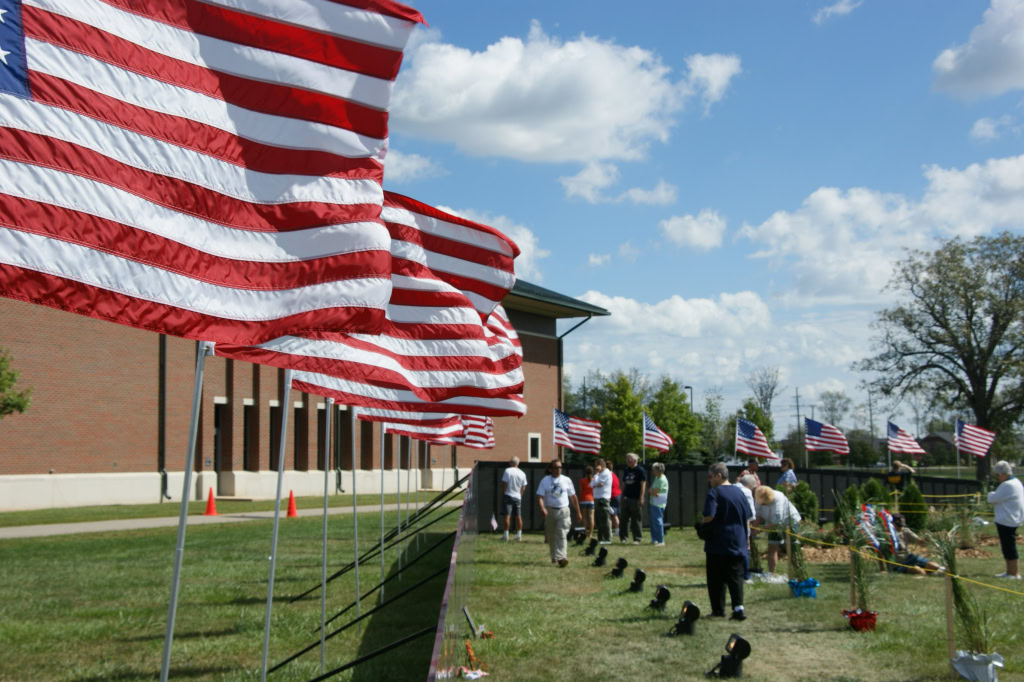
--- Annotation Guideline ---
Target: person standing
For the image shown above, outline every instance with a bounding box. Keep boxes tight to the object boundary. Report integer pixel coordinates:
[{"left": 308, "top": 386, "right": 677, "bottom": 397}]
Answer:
[
  {"left": 500, "top": 456, "right": 528, "bottom": 541},
  {"left": 739, "top": 458, "right": 761, "bottom": 487},
  {"left": 579, "top": 465, "right": 596, "bottom": 539},
  {"left": 777, "top": 458, "right": 798, "bottom": 492},
  {"left": 592, "top": 459, "right": 613, "bottom": 544},
  {"left": 702, "top": 462, "right": 752, "bottom": 620},
  {"left": 610, "top": 469, "right": 622, "bottom": 535},
  {"left": 536, "top": 460, "right": 582, "bottom": 567},
  {"left": 648, "top": 462, "right": 668, "bottom": 546},
  {"left": 619, "top": 453, "right": 647, "bottom": 544},
  {"left": 752, "top": 485, "right": 801, "bottom": 575},
  {"left": 988, "top": 460, "right": 1024, "bottom": 580}
]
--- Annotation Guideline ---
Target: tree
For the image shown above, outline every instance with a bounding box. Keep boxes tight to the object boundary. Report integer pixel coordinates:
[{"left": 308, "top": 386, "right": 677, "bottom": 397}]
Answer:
[
  {"left": 0, "top": 349, "right": 31, "bottom": 419},
  {"left": 698, "top": 387, "right": 727, "bottom": 462},
  {"left": 819, "top": 390, "right": 852, "bottom": 428},
  {"left": 599, "top": 371, "right": 644, "bottom": 464},
  {"left": 645, "top": 376, "right": 701, "bottom": 461},
  {"left": 745, "top": 365, "right": 786, "bottom": 425},
  {"left": 855, "top": 233, "right": 1024, "bottom": 479}
]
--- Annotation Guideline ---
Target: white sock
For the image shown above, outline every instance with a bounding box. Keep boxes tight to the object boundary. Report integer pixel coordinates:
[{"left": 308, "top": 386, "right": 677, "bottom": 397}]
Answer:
[
  {"left": 516, "top": 530, "right": 522, "bottom": 538},
  {"left": 503, "top": 531, "right": 509, "bottom": 539},
  {"left": 734, "top": 605, "right": 744, "bottom": 612}
]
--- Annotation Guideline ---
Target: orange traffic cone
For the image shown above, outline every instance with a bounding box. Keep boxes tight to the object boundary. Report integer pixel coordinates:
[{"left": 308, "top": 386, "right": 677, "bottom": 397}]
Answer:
[
  {"left": 286, "top": 490, "right": 298, "bottom": 518},
  {"left": 203, "top": 487, "right": 218, "bottom": 516}
]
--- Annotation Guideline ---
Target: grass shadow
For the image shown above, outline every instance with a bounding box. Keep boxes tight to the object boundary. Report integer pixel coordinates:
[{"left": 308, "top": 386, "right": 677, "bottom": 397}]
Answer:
[
  {"left": 71, "top": 666, "right": 233, "bottom": 681},
  {"left": 118, "top": 626, "right": 241, "bottom": 642}
]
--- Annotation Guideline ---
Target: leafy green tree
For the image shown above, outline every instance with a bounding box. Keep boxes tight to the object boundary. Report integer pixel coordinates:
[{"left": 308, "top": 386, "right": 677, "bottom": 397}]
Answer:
[
  {"left": 855, "top": 232, "right": 1024, "bottom": 479},
  {"left": 847, "top": 429, "right": 880, "bottom": 468},
  {"left": 599, "top": 371, "right": 644, "bottom": 464},
  {"left": 790, "top": 481, "right": 819, "bottom": 525},
  {"left": 697, "top": 388, "right": 727, "bottom": 462},
  {"left": 861, "top": 477, "right": 891, "bottom": 507},
  {"left": 645, "top": 376, "right": 700, "bottom": 461},
  {"left": 0, "top": 349, "right": 31, "bottom": 420},
  {"left": 899, "top": 481, "right": 926, "bottom": 532}
]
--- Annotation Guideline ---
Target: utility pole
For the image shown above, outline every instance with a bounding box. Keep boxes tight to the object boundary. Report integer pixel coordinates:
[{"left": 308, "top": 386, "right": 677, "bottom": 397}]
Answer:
[
  {"left": 867, "top": 391, "right": 876, "bottom": 459},
  {"left": 793, "top": 388, "right": 804, "bottom": 468}
]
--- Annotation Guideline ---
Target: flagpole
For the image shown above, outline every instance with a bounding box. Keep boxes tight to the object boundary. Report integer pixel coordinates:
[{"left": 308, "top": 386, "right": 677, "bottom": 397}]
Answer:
[
  {"left": 260, "top": 368, "right": 295, "bottom": 682},
  {"left": 734, "top": 419, "right": 739, "bottom": 463},
  {"left": 417, "top": 445, "right": 424, "bottom": 549},
  {"left": 318, "top": 396, "right": 334, "bottom": 675},
  {"left": 379, "top": 422, "right": 386, "bottom": 599},
  {"left": 552, "top": 409, "right": 557, "bottom": 464},
  {"left": 396, "top": 435, "right": 403, "bottom": 581},
  {"left": 159, "top": 340, "right": 212, "bottom": 682},
  {"left": 641, "top": 413, "right": 646, "bottom": 465},
  {"left": 955, "top": 420, "right": 961, "bottom": 481},
  {"left": 350, "top": 406, "right": 361, "bottom": 631}
]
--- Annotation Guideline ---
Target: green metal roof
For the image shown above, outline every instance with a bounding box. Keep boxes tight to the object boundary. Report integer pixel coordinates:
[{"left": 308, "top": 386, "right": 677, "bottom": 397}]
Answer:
[{"left": 503, "top": 280, "right": 610, "bottom": 319}]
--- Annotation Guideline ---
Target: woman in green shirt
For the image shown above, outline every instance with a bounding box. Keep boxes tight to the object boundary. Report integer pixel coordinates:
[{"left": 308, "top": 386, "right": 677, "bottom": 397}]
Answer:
[{"left": 649, "top": 462, "right": 669, "bottom": 546}]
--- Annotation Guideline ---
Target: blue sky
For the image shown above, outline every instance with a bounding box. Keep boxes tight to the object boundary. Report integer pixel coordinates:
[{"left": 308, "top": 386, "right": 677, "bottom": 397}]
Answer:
[{"left": 384, "top": 0, "right": 1024, "bottom": 436}]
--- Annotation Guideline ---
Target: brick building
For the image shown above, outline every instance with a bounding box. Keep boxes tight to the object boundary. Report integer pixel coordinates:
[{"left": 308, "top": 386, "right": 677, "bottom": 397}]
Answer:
[{"left": 0, "top": 281, "right": 607, "bottom": 509}]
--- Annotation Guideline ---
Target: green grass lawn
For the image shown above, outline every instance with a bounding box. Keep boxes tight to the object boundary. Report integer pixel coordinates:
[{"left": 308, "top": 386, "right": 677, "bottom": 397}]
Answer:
[
  {"left": 462, "top": 527, "right": 1023, "bottom": 681},
  {"left": 0, "top": 507, "right": 456, "bottom": 681},
  {"left": 0, "top": 491, "right": 458, "bottom": 528}
]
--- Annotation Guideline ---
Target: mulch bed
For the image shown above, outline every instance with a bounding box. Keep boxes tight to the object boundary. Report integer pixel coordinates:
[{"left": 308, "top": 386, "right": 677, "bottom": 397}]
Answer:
[{"left": 797, "top": 544, "right": 993, "bottom": 564}]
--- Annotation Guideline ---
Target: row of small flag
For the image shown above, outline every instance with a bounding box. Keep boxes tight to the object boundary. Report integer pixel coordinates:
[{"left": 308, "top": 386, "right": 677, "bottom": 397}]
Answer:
[{"left": 553, "top": 410, "right": 997, "bottom": 461}]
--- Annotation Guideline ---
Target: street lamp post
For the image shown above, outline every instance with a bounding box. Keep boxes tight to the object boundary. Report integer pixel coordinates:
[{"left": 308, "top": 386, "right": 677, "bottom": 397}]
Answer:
[{"left": 684, "top": 385, "right": 694, "bottom": 410}]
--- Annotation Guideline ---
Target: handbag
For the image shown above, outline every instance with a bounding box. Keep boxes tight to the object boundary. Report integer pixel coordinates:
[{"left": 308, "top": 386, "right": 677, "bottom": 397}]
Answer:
[{"left": 694, "top": 488, "right": 718, "bottom": 541}]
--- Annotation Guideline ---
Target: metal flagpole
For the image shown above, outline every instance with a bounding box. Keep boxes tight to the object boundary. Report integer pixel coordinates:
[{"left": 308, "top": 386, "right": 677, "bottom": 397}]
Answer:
[
  {"left": 350, "top": 406, "right": 361, "bottom": 630},
  {"left": 260, "top": 369, "right": 295, "bottom": 682},
  {"left": 439, "top": 443, "right": 445, "bottom": 504},
  {"left": 319, "top": 396, "right": 334, "bottom": 675},
  {"left": 417, "top": 445, "right": 424, "bottom": 549},
  {"left": 405, "top": 447, "right": 412, "bottom": 555},
  {"left": 955, "top": 419, "right": 961, "bottom": 480},
  {"left": 159, "top": 340, "right": 212, "bottom": 682},
  {"left": 641, "top": 413, "right": 646, "bottom": 465},
  {"left": 379, "top": 422, "right": 386, "bottom": 598},
  {"left": 396, "top": 439, "right": 403, "bottom": 580},
  {"left": 552, "top": 409, "right": 557, "bottom": 464}
]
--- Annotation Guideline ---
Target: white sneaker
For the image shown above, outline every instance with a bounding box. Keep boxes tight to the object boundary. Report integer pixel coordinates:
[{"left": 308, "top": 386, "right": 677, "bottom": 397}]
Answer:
[
  {"left": 653, "top": 542, "right": 665, "bottom": 547},
  {"left": 995, "top": 572, "right": 1012, "bottom": 578}
]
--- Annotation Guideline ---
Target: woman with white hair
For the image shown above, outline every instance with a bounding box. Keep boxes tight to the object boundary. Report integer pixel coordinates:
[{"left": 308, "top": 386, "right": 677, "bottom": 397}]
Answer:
[
  {"left": 988, "top": 460, "right": 1024, "bottom": 580},
  {"left": 752, "top": 485, "right": 801, "bottom": 574}
]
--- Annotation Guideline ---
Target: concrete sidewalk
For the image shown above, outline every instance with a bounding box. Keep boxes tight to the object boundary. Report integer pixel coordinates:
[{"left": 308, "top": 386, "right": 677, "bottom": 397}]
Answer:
[{"left": 0, "top": 500, "right": 462, "bottom": 540}]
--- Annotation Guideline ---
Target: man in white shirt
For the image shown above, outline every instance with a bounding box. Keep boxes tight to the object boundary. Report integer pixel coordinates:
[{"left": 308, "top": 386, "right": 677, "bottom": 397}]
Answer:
[
  {"left": 536, "top": 460, "right": 581, "bottom": 567},
  {"left": 591, "top": 458, "right": 613, "bottom": 544},
  {"left": 500, "top": 457, "right": 528, "bottom": 541},
  {"left": 988, "top": 460, "right": 1024, "bottom": 580}
]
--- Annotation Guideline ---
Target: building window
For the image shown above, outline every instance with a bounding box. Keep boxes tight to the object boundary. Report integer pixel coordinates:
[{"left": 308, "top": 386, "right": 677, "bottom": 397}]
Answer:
[
  {"left": 269, "top": 403, "right": 282, "bottom": 471},
  {"left": 528, "top": 433, "right": 542, "bottom": 461}
]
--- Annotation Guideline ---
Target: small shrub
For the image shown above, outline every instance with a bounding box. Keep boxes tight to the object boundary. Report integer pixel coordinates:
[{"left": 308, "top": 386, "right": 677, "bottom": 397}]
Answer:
[
  {"left": 929, "top": 529, "right": 993, "bottom": 654},
  {"left": 790, "top": 482, "right": 819, "bottom": 524},
  {"left": 899, "top": 481, "right": 927, "bottom": 532},
  {"left": 836, "top": 485, "right": 861, "bottom": 530},
  {"left": 861, "top": 477, "right": 891, "bottom": 507}
]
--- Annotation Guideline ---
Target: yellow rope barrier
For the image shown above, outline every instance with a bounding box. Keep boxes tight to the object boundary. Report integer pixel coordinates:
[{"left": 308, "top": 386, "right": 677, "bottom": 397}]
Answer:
[
  {"left": 785, "top": 528, "right": 1024, "bottom": 598},
  {"left": 921, "top": 493, "right": 981, "bottom": 498}
]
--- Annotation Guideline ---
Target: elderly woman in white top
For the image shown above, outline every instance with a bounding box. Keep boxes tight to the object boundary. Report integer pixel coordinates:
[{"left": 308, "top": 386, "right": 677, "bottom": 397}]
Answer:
[
  {"left": 752, "top": 485, "right": 801, "bottom": 574},
  {"left": 988, "top": 460, "right": 1024, "bottom": 580}
]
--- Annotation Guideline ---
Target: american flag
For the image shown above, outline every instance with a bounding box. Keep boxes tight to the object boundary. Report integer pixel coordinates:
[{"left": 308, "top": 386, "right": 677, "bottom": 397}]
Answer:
[
  {"left": 217, "top": 200, "right": 524, "bottom": 406},
  {"left": 0, "top": 0, "right": 423, "bottom": 345},
  {"left": 459, "top": 415, "right": 495, "bottom": 450},
  {"left": 554, "top": 409, "right": 601, "bottom": 454},
  {"left": 382, "top": 416, "right": 463, "bottom": 443},
  {"left": 290, "top": 303, "right": 527, "bottom": 417},
  {"left": 887, "top": 421, "right": 925, "bottom": 455},
  {"left": 643, "top": 413, "right": 673, "bottom": 452},
  {"left": 736, "top": 418, "right": 777, "bottom": 459},
  {"left": 805, "top": 417, "right": 850, "bottom": 454},
  {"left": 955, "top": 419, "right": 996, "bottom": 458}
]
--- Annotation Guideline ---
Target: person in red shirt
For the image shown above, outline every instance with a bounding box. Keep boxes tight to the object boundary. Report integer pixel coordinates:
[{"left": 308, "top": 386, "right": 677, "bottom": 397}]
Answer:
[
  {"left": 610, "top": 469, "right": 622, "bottom": 533},
  {"left": 578, "top": 465, "right": 595, "bottom": 539}
]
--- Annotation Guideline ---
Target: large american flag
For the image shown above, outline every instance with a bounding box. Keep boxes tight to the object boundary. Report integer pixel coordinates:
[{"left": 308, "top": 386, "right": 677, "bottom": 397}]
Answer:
[
  {"left": 0, "top": 0, "right": 423, "bottom": 344},
  {"left": 381, "top": 416, "right": 463, "bottom": 443},
  {"left": 218, "top": 199, "right": 524, "bottom": 406},
  {"left": 805, "top": 417, "right": 850, "bottom": 454},
  {"left": 642, "top": 413, "right": 673, "bottom": 452},
  {"left": 554, "top": 408, "right": 601, "bottom": 454},
  {"left": 459, "top": 415, "right": 495, "bottom": 450},
  {"left": 887, "top": 421, "right": 925, "bottom": 455},
  {"left": 955, "top": 419, "right": 996, "bottom": 458},
  {"left": 736, "top": 418, "right": 777, "bottom": 459}
]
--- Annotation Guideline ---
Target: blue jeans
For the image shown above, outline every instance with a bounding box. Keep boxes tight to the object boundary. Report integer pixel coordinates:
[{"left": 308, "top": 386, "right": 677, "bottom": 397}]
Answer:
[{"left": 649, "top": 505, "right": 665, "bottom": 543}]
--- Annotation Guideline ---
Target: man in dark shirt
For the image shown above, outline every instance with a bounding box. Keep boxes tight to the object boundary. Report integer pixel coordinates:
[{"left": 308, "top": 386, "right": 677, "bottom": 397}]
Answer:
[
  {"left": 619, "top": 452, "right": 647, "bottom": 544},
  {"left": 702, "top": 462, "right": 752, "bottom": 620}
]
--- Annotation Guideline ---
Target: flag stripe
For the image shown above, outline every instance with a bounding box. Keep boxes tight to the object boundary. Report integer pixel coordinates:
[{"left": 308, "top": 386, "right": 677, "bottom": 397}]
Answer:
[
  {"left": 24, "top": 4, "right": 392, "bottom": 138},
  {"left": 956, "top": 420, "right": 996, "bottom": 458},
  {"left": 887, "top": 422, "right": 926, "bottom": 455},
  {"left": 0, "top": 264, "right": 382, "bottom": 342},
  {"left": 91, "top": 0, "right": 407, "bottom": 79},
  {"left": 25, "top": 77, "right": 383, "bottom": 176},
  {"left": 27, "top": 0, "right": 397, "bottom": 110}
]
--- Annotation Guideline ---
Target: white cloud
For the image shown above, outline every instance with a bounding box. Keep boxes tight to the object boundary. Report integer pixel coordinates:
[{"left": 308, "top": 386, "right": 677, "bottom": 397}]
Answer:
[
  {"left": 740, "top": 154, "right": 1024, "bottom": 305},
  {"left": 383, "top": 149, "right": 446, "bottom": 183},
  {"left": 969, "top": 114, "right": 1019, "bottom": 140},
  {"left": 659, "top": 209, "right": 727, "bottom": 250},
  {"left": 392, "top": 22, "right": 740, "bottom": 163},
  {"left": 812, "top": 0, "right": 864, "bottom": 25},
  {"left": 560, "top": 162, "right": 619, "bottom": 202},
  {"left": 559, "top": 162, "right": 677, "bottom": 204},
  {"left": 588, "top": 253, "right": 611, "bottom": 266},
  {"left": 578, "top": 290, "right": 772, "bottom": 339},
  {"left": 436, "top": 206, "right": 551, "bottom": 282},
  {"left": 933, "top": 0, "right": 1024, "bottom": 98},
  {"left": 683, "top": 54, "right": 742, "bottom": 113},
  {"left": 618, "top": 241, "right": 640, "bottom": 263}
]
